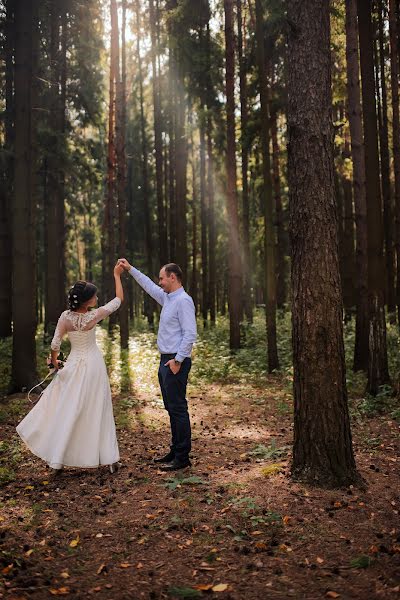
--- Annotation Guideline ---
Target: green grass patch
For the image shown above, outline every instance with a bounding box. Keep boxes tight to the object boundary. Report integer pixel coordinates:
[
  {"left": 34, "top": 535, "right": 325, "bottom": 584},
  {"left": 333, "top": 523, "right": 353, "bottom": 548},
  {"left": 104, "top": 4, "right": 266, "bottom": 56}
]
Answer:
[
  {"left": 163, "top": 475, "right": 207, "bottom": 491},
  {"left": 249, "top": 440, "right": 289, "bottom": 460}
]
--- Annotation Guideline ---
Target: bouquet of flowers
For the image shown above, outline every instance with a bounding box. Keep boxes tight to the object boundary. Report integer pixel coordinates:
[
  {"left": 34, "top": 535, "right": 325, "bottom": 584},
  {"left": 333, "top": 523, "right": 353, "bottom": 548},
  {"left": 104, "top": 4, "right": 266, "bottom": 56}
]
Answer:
[{"left": 47, "top": 351, "right": 66, "bottom": 372}]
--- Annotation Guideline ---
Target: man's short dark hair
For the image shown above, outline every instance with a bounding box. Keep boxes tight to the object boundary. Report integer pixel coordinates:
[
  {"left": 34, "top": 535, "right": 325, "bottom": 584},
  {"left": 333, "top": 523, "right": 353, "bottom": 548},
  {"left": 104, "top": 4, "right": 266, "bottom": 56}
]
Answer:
[{"left": 163, "top": 263, "right": 183, "bottom": 282}]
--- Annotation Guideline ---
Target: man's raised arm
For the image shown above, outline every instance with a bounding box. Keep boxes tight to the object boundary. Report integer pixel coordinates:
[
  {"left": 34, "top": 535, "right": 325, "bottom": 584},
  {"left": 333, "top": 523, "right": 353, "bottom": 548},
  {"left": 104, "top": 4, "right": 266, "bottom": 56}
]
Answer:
[{"left": 118, "top": 258, "right": 166, "bottom": 306}]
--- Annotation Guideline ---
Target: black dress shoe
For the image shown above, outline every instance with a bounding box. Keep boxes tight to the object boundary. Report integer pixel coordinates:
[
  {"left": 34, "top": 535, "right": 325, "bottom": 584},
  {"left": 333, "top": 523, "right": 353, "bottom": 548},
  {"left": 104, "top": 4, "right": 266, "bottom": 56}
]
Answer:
[
  {"left": 159, "top": 458, "right": 192, "bottom": 471},
  {"left": 154, "top": 452, "right": 175, "bottom": 464}
]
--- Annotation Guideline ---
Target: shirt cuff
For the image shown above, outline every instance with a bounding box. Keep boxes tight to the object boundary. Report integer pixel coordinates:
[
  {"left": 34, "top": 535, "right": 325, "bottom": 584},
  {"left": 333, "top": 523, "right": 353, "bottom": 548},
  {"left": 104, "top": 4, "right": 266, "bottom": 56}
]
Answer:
[
  {"left": 175, "top": 354, "right": 186, "bottom": 363},
  {"left": 129, "top": 266, "right": 138, "bottom": 277}
]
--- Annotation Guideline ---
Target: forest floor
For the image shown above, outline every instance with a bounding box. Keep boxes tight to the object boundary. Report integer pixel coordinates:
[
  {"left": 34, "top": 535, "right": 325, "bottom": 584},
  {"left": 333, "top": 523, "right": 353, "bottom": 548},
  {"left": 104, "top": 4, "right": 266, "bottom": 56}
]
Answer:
[{"left": 0, "top": 323, "right": 399, "bottom": 600}]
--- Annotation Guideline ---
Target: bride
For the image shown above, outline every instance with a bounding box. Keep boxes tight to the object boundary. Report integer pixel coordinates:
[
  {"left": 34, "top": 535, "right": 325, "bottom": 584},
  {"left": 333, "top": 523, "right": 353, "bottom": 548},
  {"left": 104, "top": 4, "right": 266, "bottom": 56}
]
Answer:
[{"left": 16, "top": 262, "right": 124, "bottom": 473}]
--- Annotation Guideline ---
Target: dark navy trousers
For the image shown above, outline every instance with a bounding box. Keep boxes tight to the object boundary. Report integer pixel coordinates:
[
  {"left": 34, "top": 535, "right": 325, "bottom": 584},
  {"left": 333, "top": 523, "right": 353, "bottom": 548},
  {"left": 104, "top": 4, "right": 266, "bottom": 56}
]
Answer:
[{"left": 158, "top": 354, "right": 192, "bottom": 462}]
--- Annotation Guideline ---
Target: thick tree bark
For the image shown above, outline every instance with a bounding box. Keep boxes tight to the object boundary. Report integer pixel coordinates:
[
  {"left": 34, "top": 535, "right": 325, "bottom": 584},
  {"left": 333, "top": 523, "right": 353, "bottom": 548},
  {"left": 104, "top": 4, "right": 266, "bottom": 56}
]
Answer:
[
  {"left": 377, "top": 0, "right": 395, "bottom": 314},
  {"left": 0, "top": 0, "right": 14, "bottom": 338},
  {"left": 389, "top": 0, "right": 400, "bottom": 326},
  {"left": 345, "top": 0, "right": 369, "bottom": 372},
  {"left": 136, "top": 0, "right": 154, "bottom": 327},
  {"left": 357, "top": 0, "right": 390, "bottom": 394},
  {"left": 116, "top": 0, "right": 129, "bottom": 348},
  {"left": 224, "top": 0, "right": 243, "bottom": 349},
  {"left": 11, "top": 0, "right": 38, "bottom": 390},
  {"left": 255, "top": 0, "right": 279, "bottom": 371},
  {"left": 288, "top": 0, "right": 360, "bottom": 487},
  {"left": 149, "top": 0, "right": 168, "bottom": 265},
  {"left": 237, "top": 0, "right": 253, "bottom": 323}
]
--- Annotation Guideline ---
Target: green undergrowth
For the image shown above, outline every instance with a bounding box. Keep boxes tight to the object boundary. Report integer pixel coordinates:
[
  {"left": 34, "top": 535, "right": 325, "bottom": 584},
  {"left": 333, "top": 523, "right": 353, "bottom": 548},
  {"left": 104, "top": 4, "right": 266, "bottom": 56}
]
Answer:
[{"left": 1, "top": 310, "right": 400, "bottom": 423}]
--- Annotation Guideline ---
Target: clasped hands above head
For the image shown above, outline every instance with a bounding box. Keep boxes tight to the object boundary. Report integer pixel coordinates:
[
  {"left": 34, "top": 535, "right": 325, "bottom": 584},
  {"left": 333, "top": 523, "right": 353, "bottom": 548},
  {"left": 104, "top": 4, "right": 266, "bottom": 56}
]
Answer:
[{"left": 117, "top": 258, "right": 132, "bottom": 271}]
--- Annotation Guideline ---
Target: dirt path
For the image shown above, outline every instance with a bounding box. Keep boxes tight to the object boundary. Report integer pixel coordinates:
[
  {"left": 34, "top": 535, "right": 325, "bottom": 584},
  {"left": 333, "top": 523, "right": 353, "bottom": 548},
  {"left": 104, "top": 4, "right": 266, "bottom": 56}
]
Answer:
[{"left": 0, "top": 342, "right": 399, "bottom": 599}]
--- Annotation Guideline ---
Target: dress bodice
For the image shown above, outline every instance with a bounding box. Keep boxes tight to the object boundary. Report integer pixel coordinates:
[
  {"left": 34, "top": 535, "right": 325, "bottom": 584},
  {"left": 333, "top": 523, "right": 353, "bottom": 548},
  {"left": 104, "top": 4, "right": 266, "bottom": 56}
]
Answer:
[
  {"left": 50, "top": 298, "right": 121, "bottom": 352},
  {"left": 68, "top": 327, "right": 98, "bottom": 360}
]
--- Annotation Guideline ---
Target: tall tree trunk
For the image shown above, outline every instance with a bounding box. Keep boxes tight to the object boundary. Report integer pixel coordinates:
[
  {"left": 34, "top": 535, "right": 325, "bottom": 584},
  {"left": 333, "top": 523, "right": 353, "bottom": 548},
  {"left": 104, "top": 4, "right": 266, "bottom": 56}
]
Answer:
[
  {"left": 377, "top": 0, "right": 396, "bottom": 314},
  {"left": 255, "top": 0, "right": 279, "bottom": 371},
  {"left": 345, "top": 0, "right": 369, "bottom": 372},
  {"left": 224, "top": 0, "right": 243, "bottom": 349},
  {"left": 59, "top": 5, "right": 67, "bottom": 296},
  {"left": 136, "top": 0, "right": 154, "bottom": 327},
  {"left": 103, "top": 0, "right": 118, "bottom": 311},
  {"left": 149, "top": 0, "right": 167, "bottom": 265},
  {"left": 237, "top": 0, "right": 253, "bottom": 323},
  {"left": 288, "top": 0, "right": 360, "bottom": 487},
  {"left": 207, "top": 117, "right": 216, "bottom": 324},
  {"left": 168, "top": 44, "right": 176, "bottom": 262},
  {"left": 116, "top": 0, "right": 129, "bottom": 348},
  {"left": 341, "top": 133, "right": 356, "bottom": 316},
  {"left": 271, "top": 106, "right": 287, "bottom": 309},
  {"left": 200, "top": 120, "right": 208, "bottom": 327},
  {"left": 357, "top": 0, "right": 390, "bottom": 394},
  {"left": 0, "top": 0, "right": 14, "bottom": 338},
  {"left": 11, "top": 0, "right": 38, "bottom": 390},
  {"left": 175, "top": 76, "right": 188, "bottom": 278},
  {"left": 190, "top": 125, "right": 198, "bottom": 311},
  {"left": 45, "top": 1, "right": 66, "bottom": 338},
  {"left": 389, "top": 0, "right": 400, "bottom": 326}
]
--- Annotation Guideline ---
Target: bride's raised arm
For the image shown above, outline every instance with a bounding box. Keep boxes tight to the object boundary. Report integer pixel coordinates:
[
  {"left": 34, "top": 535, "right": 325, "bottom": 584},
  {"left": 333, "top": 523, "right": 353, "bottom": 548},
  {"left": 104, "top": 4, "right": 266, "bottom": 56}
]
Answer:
[{"left": 87, "top": 263, "right": 124, "bottom": 325}]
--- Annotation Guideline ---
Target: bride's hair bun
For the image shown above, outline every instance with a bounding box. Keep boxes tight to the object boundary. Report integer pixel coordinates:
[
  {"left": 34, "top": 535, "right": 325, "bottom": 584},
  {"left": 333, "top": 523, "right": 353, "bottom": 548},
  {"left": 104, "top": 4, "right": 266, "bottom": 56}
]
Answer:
[{"left": 68, "top": 281, "right": 97, "bottom": 311}]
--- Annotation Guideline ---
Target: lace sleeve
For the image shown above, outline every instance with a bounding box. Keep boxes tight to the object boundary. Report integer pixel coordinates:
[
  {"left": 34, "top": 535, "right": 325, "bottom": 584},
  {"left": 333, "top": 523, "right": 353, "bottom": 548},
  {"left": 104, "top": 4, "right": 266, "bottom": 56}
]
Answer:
[
  {"left": 51, "top": 312, "right": 67, "bottom": 351},
  {"left": 90, "top": 297, "right": 122, "bottom": 325}
]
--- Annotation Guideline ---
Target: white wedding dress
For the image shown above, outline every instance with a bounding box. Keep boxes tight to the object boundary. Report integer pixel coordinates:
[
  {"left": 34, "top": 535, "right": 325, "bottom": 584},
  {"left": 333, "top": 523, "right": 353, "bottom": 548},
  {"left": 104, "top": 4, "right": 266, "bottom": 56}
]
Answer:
[{"left": 17, "top": 297, "right": 121, "bottom": 469}]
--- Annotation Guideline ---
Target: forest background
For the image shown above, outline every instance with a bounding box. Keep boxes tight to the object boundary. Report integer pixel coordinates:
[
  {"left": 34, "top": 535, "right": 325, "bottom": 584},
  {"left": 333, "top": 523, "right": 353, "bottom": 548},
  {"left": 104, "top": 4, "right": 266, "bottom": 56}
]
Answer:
[{"left": 0, "top": 1, "right": 400, "bottom": 597}]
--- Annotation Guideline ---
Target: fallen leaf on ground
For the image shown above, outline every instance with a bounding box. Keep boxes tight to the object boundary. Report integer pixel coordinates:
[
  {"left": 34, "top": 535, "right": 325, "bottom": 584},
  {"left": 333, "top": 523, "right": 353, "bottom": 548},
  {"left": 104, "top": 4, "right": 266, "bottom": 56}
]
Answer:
[
  {"left": 2, "top": 564, "right": 13, "bottom": 575},
  {"left": 49, "top": 588, "right": 70, "bottom": 596},
  {"left": 255, "top": 542, "right": 267, "bottom": 550},
  {"left": 212, "top": 583, "right": 229, "bottom": 592},
  {"left": 69, "top": 534, "right": 80, "bottom": 548},
  {"left": 97, "top": 563, "right": 107, "bottom": 575},
  {"left": 326, "top": 592, "right": 340, "bottom": 598},
  {"left": 194, "top": 584, "right": 213, "bottom": 591},
  {"left": 283, "top": 515, "right": 292, "bottom": 525}
]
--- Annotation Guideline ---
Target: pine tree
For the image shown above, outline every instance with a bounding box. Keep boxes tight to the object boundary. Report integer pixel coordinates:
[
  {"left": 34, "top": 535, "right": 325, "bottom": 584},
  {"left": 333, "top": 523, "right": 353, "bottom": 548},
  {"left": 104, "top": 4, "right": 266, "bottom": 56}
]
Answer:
[
  {"left": 224, "top": 0, "right": 243, "bottom": 349},
  {"left": 345, "top": 0, "right": 369, "bottom": 372},
  {"left": 288, "top": 0, "right": 360, "bottom": 486},
  {"left": 11, "top": 0, "right": 38, "bottom": 390},
  {"left": 255, "top": 0, "right": 279, "bottom": 371},
  {"left": 357, "top": 0, "right": 390, "bottom": 394}
]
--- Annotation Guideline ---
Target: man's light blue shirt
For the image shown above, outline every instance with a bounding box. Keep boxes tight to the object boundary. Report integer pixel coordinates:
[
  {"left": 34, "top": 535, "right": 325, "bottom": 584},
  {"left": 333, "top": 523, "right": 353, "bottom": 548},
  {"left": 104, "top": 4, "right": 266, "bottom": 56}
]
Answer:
[{"left": 129, "top": 267, "right": 197, "bottom": 363}]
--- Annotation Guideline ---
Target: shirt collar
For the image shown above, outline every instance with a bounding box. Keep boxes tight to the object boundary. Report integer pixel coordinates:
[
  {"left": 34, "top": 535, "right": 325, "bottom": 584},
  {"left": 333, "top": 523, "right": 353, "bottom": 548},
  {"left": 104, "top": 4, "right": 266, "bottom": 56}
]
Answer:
[{"left": 168, "top": 286, "right": 184, "bottom": 298}]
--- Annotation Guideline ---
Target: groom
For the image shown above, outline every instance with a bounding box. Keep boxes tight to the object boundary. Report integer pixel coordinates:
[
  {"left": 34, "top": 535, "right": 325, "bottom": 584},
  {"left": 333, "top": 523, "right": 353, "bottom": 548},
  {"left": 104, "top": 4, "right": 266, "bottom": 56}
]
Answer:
[{"left": 118, "top": 259, "right": 197, "bottom": 471}]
